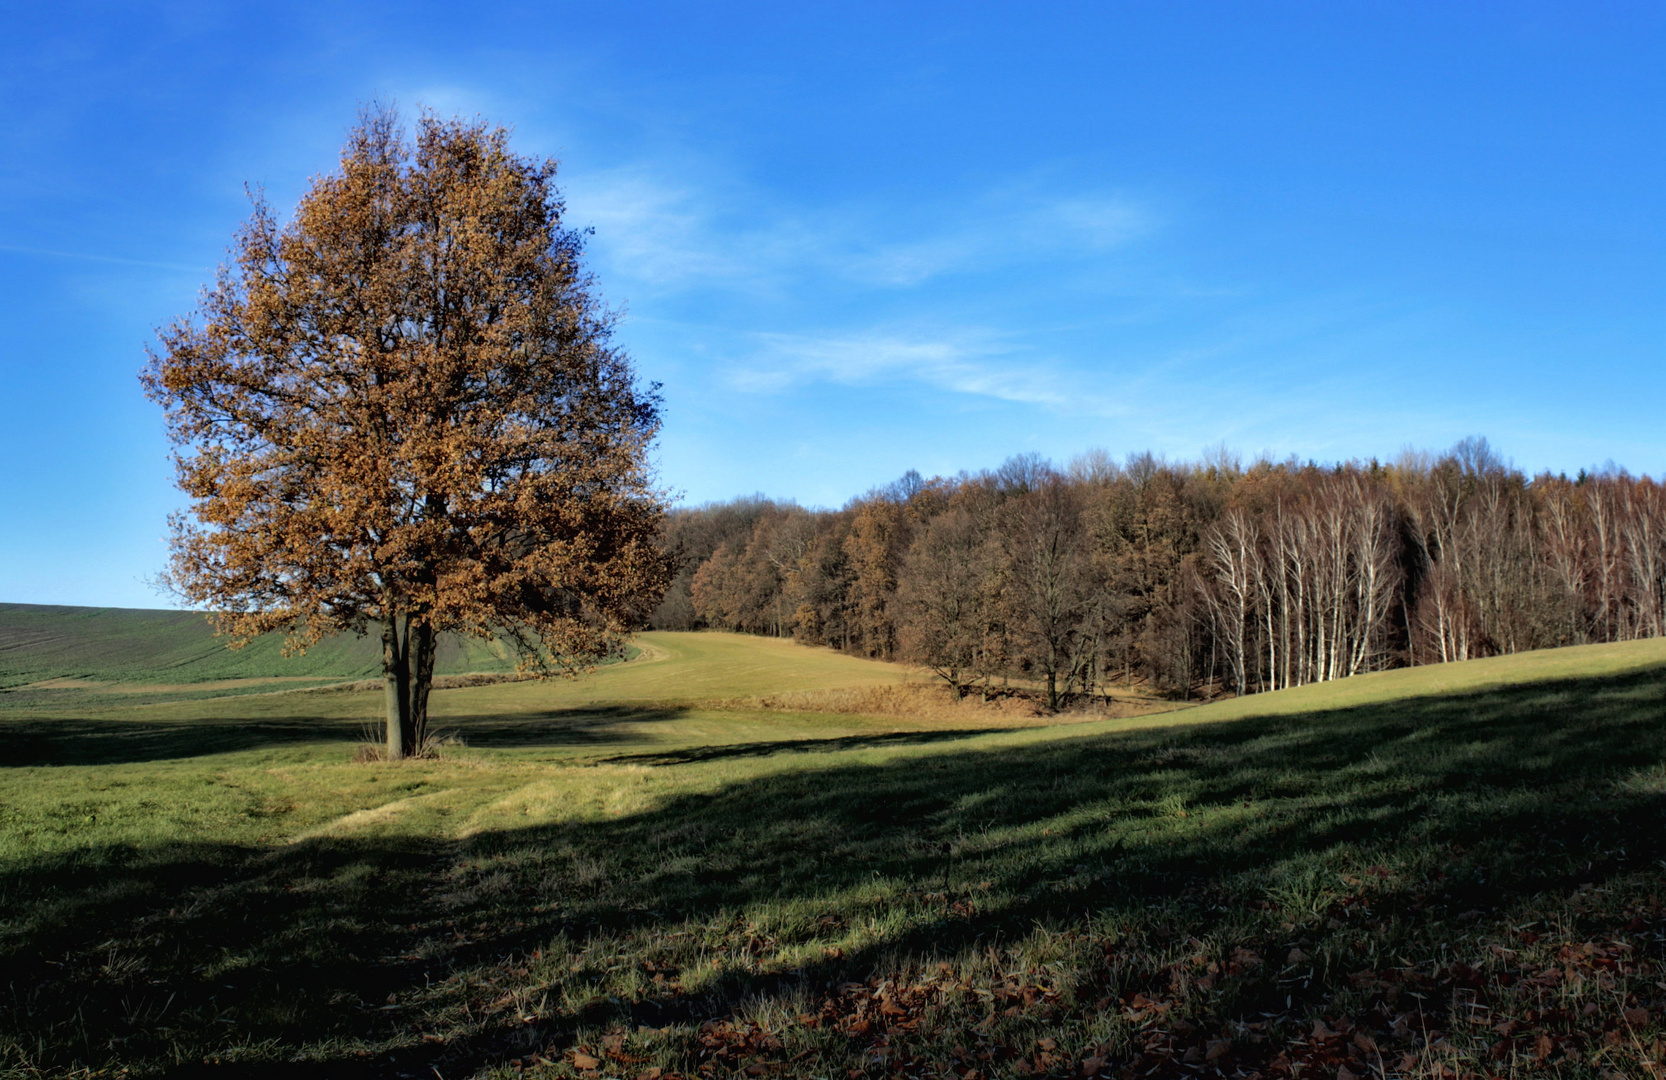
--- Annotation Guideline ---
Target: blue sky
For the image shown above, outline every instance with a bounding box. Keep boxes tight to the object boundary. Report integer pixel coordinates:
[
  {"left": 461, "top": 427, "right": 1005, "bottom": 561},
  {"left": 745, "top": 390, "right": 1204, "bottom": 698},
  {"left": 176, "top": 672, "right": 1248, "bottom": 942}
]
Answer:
[{"left": 3, "top": 2, "right": 1664, "bottom": 607}]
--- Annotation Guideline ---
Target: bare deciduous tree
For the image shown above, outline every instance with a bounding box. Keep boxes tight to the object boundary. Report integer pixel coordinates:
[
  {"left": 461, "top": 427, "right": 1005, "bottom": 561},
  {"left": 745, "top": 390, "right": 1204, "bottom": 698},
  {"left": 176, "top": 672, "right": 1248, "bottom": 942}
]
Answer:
[{"left": 896, "top": 508, "right": 996, "bottom": 699}]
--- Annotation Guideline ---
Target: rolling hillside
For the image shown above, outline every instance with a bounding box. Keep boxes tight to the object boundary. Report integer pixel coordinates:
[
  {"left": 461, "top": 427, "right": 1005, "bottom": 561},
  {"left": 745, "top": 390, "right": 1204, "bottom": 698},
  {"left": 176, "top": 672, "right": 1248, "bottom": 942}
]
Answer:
[
  {"left": 0, "top": 602, "right": 522, "bottom": 692},
  {"left": 2, "top": 625, "right": 1665, "bottom": 1077}
]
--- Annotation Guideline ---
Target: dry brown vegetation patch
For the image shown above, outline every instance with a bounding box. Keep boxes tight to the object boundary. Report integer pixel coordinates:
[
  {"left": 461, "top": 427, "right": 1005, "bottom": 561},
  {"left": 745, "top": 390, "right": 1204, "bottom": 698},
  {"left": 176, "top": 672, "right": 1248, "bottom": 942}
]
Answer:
[{"left": 719, "top": 681, "right": 1187, "bottom": 724}]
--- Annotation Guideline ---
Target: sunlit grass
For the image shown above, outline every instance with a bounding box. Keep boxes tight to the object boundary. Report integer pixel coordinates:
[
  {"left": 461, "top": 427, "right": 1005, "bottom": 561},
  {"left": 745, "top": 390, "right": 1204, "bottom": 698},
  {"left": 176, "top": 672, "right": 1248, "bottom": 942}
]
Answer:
[{"left": 2, "top": 631, "right": 1665, "bottom": 1077}]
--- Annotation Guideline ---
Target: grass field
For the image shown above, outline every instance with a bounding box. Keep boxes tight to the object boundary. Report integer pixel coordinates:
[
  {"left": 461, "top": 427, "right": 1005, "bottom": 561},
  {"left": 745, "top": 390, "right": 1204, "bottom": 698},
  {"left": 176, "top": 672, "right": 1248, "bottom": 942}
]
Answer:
[
  {"left": 0, "top": 604, "right": 529, "bottom": 713},
  {"left": 3, "top": 619, "right": 1666, "bottom": 1079}
]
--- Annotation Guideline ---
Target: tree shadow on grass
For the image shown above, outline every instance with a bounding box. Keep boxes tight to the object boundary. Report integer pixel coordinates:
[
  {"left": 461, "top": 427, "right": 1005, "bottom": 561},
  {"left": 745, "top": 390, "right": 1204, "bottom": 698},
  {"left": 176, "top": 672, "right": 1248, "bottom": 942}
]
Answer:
[
  {"left": 0, "top": 705, "right": 701, "bottom": 766},
  {"left": 436, "top": 704, "right": 697, "bottom": 750},
  {"left": 4, "top": 666, "right": 1666, "bottom": 1076},
  {"left": 0, "top": 714, "right": 366, "bottom": 767},
  {"left": 1, "top": 703, "right": 1000, "bottom": 769},
  {"left": 602, "top": 726, "right": 1023, "bottom": 766}
]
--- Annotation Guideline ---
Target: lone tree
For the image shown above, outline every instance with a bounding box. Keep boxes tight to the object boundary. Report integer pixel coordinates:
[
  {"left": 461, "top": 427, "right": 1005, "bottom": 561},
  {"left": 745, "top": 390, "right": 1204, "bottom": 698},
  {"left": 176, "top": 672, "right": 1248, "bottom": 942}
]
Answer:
[{"left": 143, "top": 108, "right": 672, "bottom": 759}]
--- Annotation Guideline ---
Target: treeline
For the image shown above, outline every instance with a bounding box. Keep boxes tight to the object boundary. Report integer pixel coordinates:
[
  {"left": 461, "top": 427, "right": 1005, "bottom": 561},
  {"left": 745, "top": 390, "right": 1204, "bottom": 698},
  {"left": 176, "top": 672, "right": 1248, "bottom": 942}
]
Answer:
[{"left": 651, "top": 439, "right": 1666, "bottom": 706}]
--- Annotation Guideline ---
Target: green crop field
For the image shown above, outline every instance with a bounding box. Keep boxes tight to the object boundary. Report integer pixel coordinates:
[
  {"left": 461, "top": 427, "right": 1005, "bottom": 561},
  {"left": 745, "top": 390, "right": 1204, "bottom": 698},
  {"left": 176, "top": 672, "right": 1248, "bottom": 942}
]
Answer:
[{"left": 2, "top": 615, "right": 1665, "bottom": 1079}]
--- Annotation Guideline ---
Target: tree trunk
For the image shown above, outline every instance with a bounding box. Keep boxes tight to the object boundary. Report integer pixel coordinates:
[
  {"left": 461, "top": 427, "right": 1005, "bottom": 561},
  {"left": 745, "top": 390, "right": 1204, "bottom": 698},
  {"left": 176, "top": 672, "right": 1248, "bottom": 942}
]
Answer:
[
  {"left": 383, "top": 612, "right": 410, "bottom": 760},
  {"left": 382, "top": 610, "right": 437, "bottom": 760},
  {"left": 408, "top": 618, "right": 437, "bottom": 756}
]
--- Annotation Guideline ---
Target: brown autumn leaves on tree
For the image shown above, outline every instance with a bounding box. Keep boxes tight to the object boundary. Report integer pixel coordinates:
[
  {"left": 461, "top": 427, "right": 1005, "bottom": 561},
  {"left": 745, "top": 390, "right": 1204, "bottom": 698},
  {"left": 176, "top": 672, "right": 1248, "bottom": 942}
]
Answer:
[{"left": 143, "top": 108, "right": 671, "bottom": 759}]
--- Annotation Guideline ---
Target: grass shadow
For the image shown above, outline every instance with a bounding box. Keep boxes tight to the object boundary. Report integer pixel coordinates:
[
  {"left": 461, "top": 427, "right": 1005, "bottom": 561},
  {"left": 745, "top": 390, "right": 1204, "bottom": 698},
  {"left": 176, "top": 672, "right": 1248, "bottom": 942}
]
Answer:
[
  {"left": 1, "top": 704, "right": 706, "bottom": 766},
  {"left": 437, "top": 704, "right": 697, "bottom": 749},
  {"left": 4, "top": 666, "right": 1666, "bottom": 1075},
  {"left": 0, "top": 715, "right": 364, "bottom": 766},
  {"left": 603, "top": 726, "right": 1023, "bottom": 765}
]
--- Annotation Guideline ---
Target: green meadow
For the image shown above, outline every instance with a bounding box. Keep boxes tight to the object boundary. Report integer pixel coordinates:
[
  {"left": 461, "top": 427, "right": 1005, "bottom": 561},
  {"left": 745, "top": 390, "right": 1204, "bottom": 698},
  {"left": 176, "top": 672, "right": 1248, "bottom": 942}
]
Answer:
[
  {"left": 2, "top": 613, "right": 1665, "bottom": 1079},
  {"left": 0, "top": 603, "right": 526, "bottom": 711}
]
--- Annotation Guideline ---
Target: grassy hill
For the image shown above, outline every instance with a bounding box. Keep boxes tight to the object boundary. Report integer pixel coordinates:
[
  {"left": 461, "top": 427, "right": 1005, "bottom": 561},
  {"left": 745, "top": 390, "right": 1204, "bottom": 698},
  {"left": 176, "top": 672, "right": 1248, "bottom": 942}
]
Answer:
[
  {"left": 2, "top": 628, "right": 1665, "bottom": 1078},
  {"left": 0, "top": 601, "right": 524, "bottom": 684},
  {"left": 0, "top": 603, "right": 524, "bottom": 707}
]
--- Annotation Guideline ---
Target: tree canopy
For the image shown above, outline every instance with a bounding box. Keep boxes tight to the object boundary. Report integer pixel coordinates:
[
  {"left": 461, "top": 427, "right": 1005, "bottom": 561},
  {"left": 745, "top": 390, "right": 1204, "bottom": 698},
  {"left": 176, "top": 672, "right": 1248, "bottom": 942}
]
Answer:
[
  {"left": 143, "top": 107, "right": 671, "bottom": 758},
  {"left": 657, "top": 444, "right": 1666, "bottom": 708}
]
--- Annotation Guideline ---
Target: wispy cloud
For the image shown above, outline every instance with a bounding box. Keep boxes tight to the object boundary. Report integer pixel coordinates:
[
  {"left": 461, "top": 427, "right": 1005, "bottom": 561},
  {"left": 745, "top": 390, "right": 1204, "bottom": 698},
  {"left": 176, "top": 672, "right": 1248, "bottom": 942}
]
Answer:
[
  {"left": 569, "top": 170, "right": 765, "bottom": 286},
  {"left": 848, "top": 195, "right": 1150, "bottom": 286},
  {"left": 560, "top": 159, "right": 1163, "bottom": 425},
  {"left": 727, "top": 327, "right": 1126, "bottom": 415},
  {"left": 565, "top": 165, "right": 1157, "bottom": 295}
]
